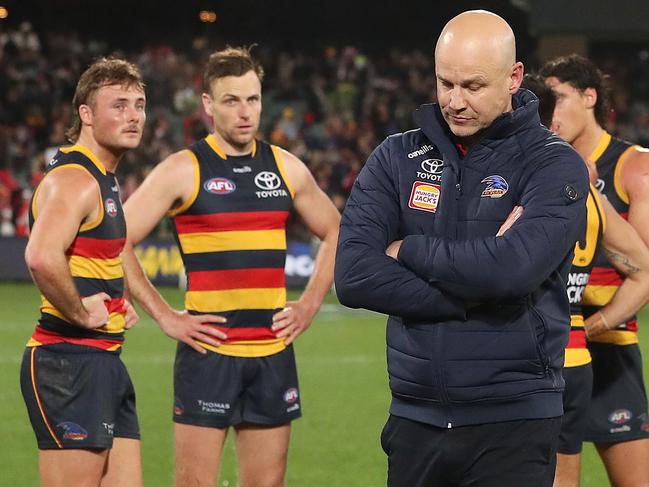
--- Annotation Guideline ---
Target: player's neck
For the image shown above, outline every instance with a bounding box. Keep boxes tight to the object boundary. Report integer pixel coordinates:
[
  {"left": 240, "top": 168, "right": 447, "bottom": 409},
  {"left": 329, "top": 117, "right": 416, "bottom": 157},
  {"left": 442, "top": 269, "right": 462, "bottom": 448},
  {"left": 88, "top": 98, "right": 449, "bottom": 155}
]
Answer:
[
  {"left": 75, "top": 133, "right": 123, "bottom": 173},
  {"left": 572, "top": 122, "right": 605, "bottom": 163},
  {"left": 211, "top": 131, "right": 254, "bottom": 156}
]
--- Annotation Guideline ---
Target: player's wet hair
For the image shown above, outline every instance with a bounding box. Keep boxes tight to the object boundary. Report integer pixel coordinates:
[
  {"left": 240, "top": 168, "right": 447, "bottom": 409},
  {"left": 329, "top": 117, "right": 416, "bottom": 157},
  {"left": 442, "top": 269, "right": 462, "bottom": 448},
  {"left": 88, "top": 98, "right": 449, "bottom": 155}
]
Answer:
[
  {"left": 66, "top": 57, "right": 145, "bottom": 143},
  {"left": 539, "top": 54, "right": 611, "bottom": 127}
]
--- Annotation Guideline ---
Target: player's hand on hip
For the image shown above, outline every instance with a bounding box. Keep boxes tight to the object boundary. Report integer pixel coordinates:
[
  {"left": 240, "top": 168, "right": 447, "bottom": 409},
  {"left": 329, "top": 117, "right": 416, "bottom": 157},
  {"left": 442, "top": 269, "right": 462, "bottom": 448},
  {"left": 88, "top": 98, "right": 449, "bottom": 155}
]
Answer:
[
  {"left": 496, "top": 206, "right": 524, "bottom": 237},
  {"left": 123, "top": 299, "right": 139, "bottom": 329},
  {"left": 272, "top": 300, "right": 318, "bottom": 345},
  {"left": 584, "top": 311, "right": 611, "bottom": 339},
  {"left": 159, "top": 310, "right": 228, "bottom": 354},
  {"left": 80, "top": 292, "right": 111, "bottom": 329}
]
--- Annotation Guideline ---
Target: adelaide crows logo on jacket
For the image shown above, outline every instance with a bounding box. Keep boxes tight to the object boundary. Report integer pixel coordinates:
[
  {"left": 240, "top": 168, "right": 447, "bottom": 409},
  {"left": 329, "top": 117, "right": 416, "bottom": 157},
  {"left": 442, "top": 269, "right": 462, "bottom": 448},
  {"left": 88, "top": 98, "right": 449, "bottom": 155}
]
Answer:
[{"left": 480, "top": 175, "right": 509, "bottom": 198}]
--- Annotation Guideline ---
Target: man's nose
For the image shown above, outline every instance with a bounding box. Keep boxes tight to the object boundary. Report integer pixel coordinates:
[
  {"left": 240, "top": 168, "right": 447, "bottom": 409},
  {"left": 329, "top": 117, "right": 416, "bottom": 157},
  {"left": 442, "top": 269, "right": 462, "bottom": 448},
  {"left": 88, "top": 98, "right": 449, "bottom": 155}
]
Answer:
[{"left": 448, "top": 88, "right": 466, "bottom": 111}]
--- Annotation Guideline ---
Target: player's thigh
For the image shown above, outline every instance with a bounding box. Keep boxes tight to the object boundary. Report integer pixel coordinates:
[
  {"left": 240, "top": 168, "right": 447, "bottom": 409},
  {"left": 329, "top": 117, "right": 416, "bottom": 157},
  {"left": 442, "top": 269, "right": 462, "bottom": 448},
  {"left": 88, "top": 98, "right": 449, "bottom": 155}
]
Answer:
[
  {"left": 553, "top": 453, "right": 582, "bottom": 487},
  {"left": 234, "top": 423, "right": 291, "bottom": 487},
  {"left": 39, "top": 449, "right": 108, "bottom": 487},
  {"left": 558, "top": 364, "right": 593, "bottom": 455},
  {"left": 100, "top": 438, "right": 142, "bottom": 487},
  {"left": 174, "top": 423, "right": 229, "bottom": 487},
  {"left": 596, "top": 438, "right": 649, "bottom": 487},
  {"left": 586, "top": 343, "right": 649, "bottom": 443}
]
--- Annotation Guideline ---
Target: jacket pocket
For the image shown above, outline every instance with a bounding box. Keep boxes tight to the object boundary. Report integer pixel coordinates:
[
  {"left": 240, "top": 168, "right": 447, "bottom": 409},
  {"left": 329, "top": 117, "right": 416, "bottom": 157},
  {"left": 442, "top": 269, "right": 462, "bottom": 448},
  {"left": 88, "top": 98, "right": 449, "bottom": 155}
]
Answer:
[{"left": 528, "top": 303, "right": 550, "bottom": 374}]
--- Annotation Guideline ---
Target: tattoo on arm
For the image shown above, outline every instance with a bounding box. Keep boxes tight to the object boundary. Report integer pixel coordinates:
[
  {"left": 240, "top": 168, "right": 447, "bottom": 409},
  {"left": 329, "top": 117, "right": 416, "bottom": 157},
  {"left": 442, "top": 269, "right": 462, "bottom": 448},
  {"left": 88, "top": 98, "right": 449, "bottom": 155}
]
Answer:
[{"left": 603, "top": 247, "right": 641, "bottom": 274}]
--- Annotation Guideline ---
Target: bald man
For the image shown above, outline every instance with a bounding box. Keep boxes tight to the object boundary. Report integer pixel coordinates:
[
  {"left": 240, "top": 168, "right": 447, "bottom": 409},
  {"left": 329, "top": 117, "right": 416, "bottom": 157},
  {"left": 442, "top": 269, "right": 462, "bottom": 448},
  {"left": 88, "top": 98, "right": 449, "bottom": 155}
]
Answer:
[{"left": 335, "top": 10, "right": 588, "bottom": 487}]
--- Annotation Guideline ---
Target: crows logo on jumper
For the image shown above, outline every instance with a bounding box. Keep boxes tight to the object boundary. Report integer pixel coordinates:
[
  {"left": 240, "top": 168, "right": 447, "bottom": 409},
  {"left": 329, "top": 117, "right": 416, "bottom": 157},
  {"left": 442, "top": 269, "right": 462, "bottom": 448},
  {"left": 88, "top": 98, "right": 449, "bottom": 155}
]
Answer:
[
  {"left": 57, "top": 422, "right": 88, "bottom": 441},
  {"left": 480, "top": 175, "right": 509, "bottom": 198}
]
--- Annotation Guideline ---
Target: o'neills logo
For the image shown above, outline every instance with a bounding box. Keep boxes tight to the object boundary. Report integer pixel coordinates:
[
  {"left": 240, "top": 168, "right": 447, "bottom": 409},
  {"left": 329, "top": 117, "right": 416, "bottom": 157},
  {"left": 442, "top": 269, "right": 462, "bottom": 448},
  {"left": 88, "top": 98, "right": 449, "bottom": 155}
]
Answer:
[
  {"left": 407, "top": 144, "right": 435, "bottom": 159},
  {"left": 204, "top": 178, "right": 236, "bottom": 194},
  {"left": 408, "top": 181, "right": 441, "bottom": 213}
]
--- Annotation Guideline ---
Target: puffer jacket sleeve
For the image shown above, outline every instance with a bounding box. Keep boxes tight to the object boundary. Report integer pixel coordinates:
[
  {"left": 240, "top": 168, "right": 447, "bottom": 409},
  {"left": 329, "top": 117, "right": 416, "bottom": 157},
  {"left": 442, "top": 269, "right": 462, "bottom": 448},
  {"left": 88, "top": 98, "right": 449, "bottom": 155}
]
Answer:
[
  {"left": 397, "top": 147, "right": 589, "bottom": 300},
  {"left": 334, "top": 139, "right": 467, "bottom": 321}
]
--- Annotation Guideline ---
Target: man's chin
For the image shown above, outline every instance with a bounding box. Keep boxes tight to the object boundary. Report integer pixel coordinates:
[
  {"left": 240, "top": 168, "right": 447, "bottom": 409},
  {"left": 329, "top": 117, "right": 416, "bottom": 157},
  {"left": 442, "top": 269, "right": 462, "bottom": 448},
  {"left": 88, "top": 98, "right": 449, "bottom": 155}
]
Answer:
[{"left": 448, "top": 125, "right": 478, "bottom": 139}]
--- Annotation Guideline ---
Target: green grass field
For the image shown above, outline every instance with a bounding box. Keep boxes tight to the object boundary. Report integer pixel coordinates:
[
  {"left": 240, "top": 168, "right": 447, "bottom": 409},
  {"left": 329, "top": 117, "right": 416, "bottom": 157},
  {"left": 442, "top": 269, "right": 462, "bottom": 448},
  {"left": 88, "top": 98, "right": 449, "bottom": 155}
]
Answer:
[{"left": 1, "top": 281, "right": 647, "bottom": 486}]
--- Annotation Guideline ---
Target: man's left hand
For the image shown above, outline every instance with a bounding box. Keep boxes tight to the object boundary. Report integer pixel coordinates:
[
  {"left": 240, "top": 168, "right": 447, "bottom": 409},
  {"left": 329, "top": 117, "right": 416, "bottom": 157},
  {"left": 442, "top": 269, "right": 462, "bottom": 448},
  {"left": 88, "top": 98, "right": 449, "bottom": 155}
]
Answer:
[
  {"left": 386, "top": 240, "right": 403, "bottom": 260},
  {"left": 272, "top": 300, "right": 319, "bottom": 345}
]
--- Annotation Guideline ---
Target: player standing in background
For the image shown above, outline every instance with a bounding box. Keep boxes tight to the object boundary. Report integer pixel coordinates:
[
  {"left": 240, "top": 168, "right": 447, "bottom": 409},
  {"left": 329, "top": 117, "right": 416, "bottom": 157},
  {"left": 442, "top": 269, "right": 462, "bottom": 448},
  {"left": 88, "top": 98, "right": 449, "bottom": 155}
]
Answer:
[
  {"left": 121, "top": 46, "right": 340, "bottom": 487},
  {"left": 524, "top": 72, "right": 649, "bottom": 486},
  {"left": 20, "top": 58, "right": 145, "bottom": 487},
  {"left": 542, "top": 54, "right": 649, "bottom": 487}
]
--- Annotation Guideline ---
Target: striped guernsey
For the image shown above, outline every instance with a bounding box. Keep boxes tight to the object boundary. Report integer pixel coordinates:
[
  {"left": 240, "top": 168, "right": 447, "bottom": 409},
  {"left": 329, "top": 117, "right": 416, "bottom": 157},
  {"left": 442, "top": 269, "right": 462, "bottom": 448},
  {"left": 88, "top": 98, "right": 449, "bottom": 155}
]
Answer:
[
  {"left": 27, "top": 145, "right": 128, "bottom": 352},
  {"left": 565, "top": 185, "right": 606, "bottom": 367},
  {"left": 171, "top": 135, "right": 294, "bottom": 357},
  {"left": 583, "top": 132, "right": 640, "bottom": 345}
]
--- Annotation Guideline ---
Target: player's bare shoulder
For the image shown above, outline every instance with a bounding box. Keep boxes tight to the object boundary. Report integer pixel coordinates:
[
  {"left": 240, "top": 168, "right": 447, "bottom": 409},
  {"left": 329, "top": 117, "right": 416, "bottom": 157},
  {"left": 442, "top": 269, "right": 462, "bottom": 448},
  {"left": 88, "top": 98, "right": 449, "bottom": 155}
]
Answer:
[
  {"left": 272, "top": 145, "right": 313, "bottom": 193},
  {"left": 34, "top": 164, "right": 99, "bottom": 216},
  {"left": 622, "top": 145, "right": 649, "bottom": 197}
]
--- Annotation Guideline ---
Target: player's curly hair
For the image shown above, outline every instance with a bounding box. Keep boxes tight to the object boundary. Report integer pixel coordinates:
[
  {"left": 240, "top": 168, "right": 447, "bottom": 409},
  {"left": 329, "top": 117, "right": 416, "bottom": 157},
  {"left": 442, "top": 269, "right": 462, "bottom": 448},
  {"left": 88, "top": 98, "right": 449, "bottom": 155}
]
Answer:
[
  {"left": 539, "top": 54, "right": 611, "bottom": 127},
  {"left": 66, "top": 57, "right": 144, "bottom": 143},
  {"left": 203, "top": 45, "right": 264, "bottom": 93}
]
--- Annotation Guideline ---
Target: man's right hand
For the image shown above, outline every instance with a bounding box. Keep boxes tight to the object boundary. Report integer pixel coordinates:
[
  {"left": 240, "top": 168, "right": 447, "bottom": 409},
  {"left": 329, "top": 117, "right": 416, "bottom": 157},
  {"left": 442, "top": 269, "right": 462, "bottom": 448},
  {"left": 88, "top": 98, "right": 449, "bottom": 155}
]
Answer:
[
  {"left": 496, "top": 206, "right": 524, "bottom": 237},
  {"left": 159, "top": 310, "right": 228, "bottom": 354},
  {"left": 80, "top": 292, "right": 111, "bottom": 329}
]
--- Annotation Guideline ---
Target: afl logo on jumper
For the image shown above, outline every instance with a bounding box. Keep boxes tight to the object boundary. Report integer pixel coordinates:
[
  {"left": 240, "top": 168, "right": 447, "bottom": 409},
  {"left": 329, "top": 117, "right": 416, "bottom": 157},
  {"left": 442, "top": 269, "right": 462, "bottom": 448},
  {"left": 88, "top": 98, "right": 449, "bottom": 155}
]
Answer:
[
  {"left": 204, "top": 178, "right": 236, "bottom": 194},
  {"left": 105, "top": 198, "right": 118, "bottom": 217},
  {"left": 255, "top": 171, "right": 288, "bottom": 199},
  {"left": 409, "top": 181, "right": 441, "bottom": 213},
  {"left": 480, "top": 175, "right": 509, "bottom": 198}
]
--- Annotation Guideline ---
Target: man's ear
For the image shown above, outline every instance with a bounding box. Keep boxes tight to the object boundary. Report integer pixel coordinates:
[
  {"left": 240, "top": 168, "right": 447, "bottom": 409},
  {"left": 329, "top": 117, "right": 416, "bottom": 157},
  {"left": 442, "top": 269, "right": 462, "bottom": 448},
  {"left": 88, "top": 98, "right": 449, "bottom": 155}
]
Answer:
[{"left": 583, "top": 87, "right": 597, "bottom": 109}]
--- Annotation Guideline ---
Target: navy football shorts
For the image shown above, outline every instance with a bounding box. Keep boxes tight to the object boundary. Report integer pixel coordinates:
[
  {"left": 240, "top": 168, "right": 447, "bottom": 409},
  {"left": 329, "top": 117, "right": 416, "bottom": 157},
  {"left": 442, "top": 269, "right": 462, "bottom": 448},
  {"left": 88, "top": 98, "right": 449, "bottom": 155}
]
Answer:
[
  {"left": 173, "top": 343, "right": 301, "bottom": 428},
  {"left": 558, "top": 363, "right": 593, "bottom": 454},
  {"left": 584, "top": 342, "right": 649, "bottom": 443},
  {"left": 20, "top": 343, "right": 140, "bottom": 450}
]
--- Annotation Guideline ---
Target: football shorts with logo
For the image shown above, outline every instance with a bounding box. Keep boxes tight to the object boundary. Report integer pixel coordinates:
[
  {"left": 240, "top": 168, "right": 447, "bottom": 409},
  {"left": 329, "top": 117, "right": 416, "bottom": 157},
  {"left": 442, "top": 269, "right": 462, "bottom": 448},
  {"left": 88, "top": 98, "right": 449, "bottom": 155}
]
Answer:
[
  {"left": 584, "top": 342, "right": 649, "bottom": 443},
  {"left": 20, "top": 343, "right": 139, "bottom": 449},
  {"left": 173, "top": 343, "right": 301, "bottom": 428}
]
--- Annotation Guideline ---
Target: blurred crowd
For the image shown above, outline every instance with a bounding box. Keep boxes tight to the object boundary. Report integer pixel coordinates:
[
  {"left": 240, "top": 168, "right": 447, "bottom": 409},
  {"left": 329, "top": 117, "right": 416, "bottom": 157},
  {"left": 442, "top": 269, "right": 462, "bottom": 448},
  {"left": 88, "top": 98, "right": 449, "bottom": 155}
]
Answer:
[{"left": 1, "top": 23, "right": 649, "bottom": 239}]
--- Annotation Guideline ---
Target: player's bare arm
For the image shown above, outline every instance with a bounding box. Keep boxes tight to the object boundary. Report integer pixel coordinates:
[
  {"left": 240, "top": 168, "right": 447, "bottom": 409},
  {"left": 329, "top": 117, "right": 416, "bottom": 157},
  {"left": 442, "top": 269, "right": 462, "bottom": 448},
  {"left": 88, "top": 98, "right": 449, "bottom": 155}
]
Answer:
[
  {"left": 271, "top": 148, "right": 341, "bottom": 345},
  {"left": 122, "top": 150, "right": 227, "bottom": 353},
  {"left": 25, "top": 166, "right": 112, "bottom": 329},
  {"left": 622, "top": 148, "right": 649, "bottom": 245},
  {"left": 586, "top": 197, "right": 649, "bottom": 337}
]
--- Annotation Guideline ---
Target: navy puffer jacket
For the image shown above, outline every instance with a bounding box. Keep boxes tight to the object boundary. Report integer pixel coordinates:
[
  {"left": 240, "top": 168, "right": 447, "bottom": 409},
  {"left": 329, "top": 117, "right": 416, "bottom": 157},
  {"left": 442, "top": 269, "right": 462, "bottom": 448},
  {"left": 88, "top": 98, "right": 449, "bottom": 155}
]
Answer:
[{"left": 335, "top": 90, "right": 588, "bottom": 428}]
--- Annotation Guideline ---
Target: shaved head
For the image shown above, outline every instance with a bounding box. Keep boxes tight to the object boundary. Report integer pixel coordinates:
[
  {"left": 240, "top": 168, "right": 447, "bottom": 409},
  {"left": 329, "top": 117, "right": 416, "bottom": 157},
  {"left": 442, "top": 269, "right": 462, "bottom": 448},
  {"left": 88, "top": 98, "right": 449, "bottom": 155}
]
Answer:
[
  {"left": 436, "top": 10, "right": 516, "bottom": 73},
  {"left": 434, "top": 10, "right": 524, "bottom": 145}
]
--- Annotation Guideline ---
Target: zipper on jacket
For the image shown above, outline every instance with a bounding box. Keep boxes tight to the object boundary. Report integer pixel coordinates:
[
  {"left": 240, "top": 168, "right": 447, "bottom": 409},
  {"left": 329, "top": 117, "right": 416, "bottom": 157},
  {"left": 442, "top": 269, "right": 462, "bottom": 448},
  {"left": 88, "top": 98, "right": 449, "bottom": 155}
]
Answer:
[{"left": 455, "top": 168, "right": 462, "bottom": 199}]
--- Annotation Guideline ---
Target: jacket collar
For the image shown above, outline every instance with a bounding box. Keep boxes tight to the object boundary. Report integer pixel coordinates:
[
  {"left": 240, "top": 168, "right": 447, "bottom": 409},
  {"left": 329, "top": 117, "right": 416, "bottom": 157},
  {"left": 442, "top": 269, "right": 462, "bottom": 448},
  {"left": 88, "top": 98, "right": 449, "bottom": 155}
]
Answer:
[{"left": 413, "top": 89, "right": 540, "bottom": 154}]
